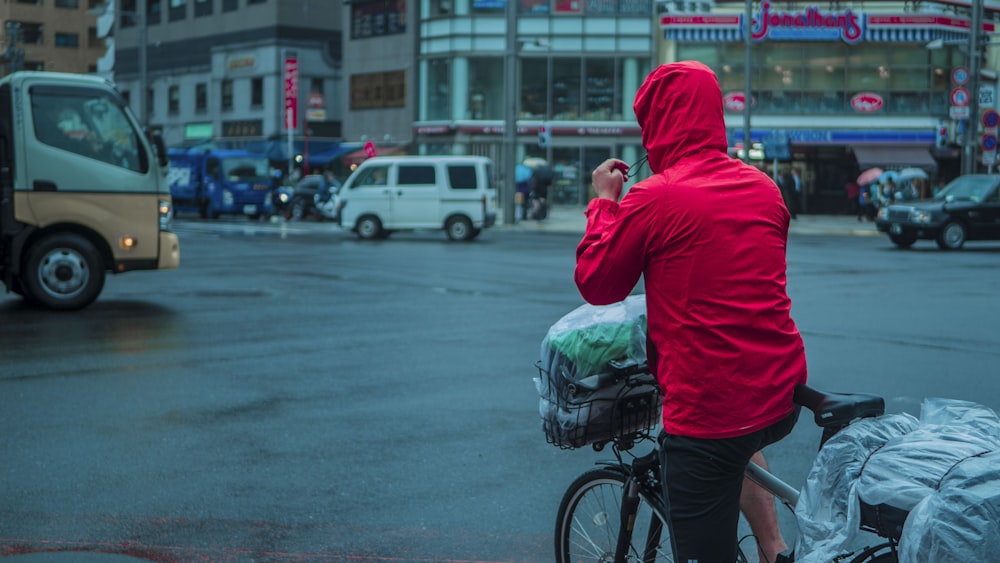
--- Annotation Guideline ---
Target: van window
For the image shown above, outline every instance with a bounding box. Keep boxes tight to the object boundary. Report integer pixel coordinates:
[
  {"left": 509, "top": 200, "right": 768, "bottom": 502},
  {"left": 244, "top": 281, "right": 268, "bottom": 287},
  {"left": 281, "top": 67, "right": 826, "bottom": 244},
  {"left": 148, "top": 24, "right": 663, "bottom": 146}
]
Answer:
[
  {"left": 398, "top": 165, "right": 436, "bottom": 186},
  {"left": 448, "top": 164, "right": 478, "bottom": 190},
  {"left": 353, "top": 165, "right": 389, "bottom": 187}
]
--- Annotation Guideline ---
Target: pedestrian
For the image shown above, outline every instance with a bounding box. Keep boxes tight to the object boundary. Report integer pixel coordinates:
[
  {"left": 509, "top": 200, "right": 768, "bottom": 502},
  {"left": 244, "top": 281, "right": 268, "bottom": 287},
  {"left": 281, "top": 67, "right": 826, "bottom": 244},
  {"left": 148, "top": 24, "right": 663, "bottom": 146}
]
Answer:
[
  {"left": 845, "top": 180, "right": 861, "bottom": 215},
  {"left": 576, "top": 61, "right": 807, "bottom": 563},
  {"left": 779, "top": 168, "right": 796, "bottom": 219}
]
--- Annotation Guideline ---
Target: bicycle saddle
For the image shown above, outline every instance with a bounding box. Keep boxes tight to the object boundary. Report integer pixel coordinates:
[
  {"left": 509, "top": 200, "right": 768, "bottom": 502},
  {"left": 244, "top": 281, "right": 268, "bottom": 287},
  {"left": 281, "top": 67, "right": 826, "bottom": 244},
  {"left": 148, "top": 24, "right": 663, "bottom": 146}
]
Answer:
[{"left": 793, "top": 384, "right": 885, "bottom": 428}]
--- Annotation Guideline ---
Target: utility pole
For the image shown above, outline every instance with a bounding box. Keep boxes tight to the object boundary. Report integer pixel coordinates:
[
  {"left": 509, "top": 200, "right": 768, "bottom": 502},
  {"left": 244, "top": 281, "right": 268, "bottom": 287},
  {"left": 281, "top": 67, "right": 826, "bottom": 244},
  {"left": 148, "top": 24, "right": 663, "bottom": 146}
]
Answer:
[
  {"left": 503, "top": 0, "right": 517, "bottom": 225},
  {"left": 965, "top": 0, "right": 984, "bottom": 175}
]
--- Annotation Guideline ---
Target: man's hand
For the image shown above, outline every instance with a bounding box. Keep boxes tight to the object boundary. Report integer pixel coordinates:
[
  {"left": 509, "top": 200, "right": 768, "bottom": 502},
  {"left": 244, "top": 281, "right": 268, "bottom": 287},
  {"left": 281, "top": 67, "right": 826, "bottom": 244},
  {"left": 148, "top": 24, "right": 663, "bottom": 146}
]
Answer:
[{"left": 591, "top": 158, "right": 630, "bottom": 202}]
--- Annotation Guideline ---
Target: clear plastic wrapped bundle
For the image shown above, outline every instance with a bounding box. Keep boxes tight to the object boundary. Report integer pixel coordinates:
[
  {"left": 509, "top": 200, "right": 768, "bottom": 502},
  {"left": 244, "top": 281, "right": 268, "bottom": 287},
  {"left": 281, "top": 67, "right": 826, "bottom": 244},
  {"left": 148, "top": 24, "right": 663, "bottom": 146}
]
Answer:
[
  {"left": 534, "top": 295, "right": 659, "bottom": 449},
  {"left": 794, "top": 398, "right": 1000, "bottom": 562},
  {"left": 899, "top": 450, "right": 1000, "bottom": 562}
]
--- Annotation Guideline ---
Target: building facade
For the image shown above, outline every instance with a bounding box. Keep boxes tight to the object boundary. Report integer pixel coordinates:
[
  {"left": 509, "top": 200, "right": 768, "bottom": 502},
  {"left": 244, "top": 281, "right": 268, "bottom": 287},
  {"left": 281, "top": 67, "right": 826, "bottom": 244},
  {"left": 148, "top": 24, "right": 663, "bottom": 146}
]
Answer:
[
  {"left": 102, "top": 0, "right": 344, "bottom": 175},
  {"left": 1, "top": 0, "right": 106, "bottom": 75},
  {"left": 409, "top": 0, "right": 999, "bottom": 212}
]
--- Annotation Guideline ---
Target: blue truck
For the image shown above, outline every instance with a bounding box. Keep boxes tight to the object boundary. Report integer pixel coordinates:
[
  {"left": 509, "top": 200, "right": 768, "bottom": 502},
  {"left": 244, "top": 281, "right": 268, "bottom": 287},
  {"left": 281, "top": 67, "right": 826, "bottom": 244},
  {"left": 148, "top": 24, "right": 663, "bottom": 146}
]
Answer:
[{"left": 167, "top": 147, "right": 274, "bottom": 219}]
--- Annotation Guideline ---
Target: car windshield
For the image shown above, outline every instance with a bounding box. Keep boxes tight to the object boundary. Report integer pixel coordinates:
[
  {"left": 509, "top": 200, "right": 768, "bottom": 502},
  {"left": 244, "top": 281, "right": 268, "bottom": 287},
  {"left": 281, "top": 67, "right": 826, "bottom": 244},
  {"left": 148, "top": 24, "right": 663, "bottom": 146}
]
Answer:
[
  {"left": 222, "top": 157, "right": 270, "bottom": 181},
  {"left": 935, "top": 176, "right": 997, "bottom": 203}
]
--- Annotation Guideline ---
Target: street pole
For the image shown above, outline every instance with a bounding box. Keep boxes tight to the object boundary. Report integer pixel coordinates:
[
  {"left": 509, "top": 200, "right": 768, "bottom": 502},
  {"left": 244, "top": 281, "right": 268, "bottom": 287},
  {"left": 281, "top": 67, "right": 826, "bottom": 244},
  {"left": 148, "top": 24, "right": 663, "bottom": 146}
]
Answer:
[
  {"left": 503, "top": 0, "right": 517, "bottom": 225},
  {"left": 137, "top": 0, "right": 148, "bottom": 128},
  {"left": 965, "top": 0, "right": 983, "bottom": 175}
]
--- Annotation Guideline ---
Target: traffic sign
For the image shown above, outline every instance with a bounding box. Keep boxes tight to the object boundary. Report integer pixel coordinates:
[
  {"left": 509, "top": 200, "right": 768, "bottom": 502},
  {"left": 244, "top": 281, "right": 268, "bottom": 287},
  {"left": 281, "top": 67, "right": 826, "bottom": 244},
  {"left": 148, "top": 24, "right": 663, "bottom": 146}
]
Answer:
[
  {"left": 981, "top": 84, "right": 997, "bottom": 109},
  {"left": 982, "top": 134, "right": 997, "bottom": 152},
  {"left": 951, "top": 87, "right": 971, "bottom": 107},
  {"left": 984, "top": 109, "right": 1000, "bottom": 129},
  {"left": 952, "top": 66, "right": 970, "bottom": 85},
  {"left": 951, "top": 106, "right": 970, "bottom": 119}
]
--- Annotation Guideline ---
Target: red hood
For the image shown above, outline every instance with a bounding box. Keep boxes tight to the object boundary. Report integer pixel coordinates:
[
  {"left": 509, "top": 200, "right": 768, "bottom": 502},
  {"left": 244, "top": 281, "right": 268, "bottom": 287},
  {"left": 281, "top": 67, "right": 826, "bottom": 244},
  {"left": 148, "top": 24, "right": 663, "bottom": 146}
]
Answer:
[{"left": 633, "top": 61, "right": 729, "bottom": 174}]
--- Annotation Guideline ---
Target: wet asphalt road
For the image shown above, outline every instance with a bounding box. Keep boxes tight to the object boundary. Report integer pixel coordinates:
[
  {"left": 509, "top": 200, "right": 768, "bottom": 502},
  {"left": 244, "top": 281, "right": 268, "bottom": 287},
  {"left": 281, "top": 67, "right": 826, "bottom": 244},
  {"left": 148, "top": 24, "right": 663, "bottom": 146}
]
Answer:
[{"left": 2, "top": 218, "right": 999, "bottom": 562}]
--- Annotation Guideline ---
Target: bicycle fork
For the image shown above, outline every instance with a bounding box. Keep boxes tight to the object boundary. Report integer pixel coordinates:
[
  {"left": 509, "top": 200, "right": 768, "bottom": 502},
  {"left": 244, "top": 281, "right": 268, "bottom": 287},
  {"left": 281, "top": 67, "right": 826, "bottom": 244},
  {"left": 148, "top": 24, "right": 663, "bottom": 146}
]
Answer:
[{"left": 614, "top": 477, "right": 663, "bottom": 563}]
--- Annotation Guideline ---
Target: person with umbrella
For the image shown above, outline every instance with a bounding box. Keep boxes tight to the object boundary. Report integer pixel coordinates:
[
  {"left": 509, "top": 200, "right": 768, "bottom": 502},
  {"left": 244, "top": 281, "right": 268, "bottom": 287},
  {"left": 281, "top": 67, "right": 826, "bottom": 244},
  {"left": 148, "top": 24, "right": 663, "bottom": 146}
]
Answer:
[{"left": 514, "top": 162, "right": 533, "bottom": 221}]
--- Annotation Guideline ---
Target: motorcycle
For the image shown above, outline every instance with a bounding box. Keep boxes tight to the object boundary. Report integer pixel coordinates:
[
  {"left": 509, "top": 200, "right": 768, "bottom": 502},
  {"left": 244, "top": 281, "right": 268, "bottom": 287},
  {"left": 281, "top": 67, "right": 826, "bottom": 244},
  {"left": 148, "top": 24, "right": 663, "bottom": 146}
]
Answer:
[{"left": 287, "top": 174, "right": 342, "bottom": 222}]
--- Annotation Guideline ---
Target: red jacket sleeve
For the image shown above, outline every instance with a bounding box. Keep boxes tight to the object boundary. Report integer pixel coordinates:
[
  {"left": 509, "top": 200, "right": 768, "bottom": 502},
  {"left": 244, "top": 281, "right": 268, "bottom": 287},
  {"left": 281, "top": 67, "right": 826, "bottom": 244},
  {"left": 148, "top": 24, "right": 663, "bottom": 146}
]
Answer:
[{"left": 574, "top": 196, "right": 648, "bottom": 305}]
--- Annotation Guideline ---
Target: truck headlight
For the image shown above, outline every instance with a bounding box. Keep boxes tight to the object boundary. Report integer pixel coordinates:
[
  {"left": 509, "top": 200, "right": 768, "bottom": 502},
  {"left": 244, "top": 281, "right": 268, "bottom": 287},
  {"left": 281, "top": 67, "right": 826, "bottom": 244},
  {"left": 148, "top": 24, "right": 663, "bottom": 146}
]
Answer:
[
  {"left": 909, "top": 209, "right": 934, "bottom": 223},
  {"left": 159, "top": 199, "right": 173, "bottom": 231},
  {"left": 877, "top": 207, "right": 888, "bottom": 220}
]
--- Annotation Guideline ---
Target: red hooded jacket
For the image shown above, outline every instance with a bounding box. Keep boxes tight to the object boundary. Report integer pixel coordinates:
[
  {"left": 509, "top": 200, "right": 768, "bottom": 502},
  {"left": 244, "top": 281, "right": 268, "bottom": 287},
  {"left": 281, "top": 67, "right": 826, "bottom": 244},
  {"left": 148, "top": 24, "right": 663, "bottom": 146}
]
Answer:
[{"left": 575, "top": 61, "right": 808, "bottom": 439}]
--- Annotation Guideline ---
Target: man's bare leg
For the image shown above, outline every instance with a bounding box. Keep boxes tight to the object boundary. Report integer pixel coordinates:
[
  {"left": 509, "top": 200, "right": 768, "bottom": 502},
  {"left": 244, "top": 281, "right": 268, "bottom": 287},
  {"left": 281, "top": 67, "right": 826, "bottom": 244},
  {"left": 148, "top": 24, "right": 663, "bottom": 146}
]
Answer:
[{"left": 740, "top": 450, "right": 788, "bottom": 563}]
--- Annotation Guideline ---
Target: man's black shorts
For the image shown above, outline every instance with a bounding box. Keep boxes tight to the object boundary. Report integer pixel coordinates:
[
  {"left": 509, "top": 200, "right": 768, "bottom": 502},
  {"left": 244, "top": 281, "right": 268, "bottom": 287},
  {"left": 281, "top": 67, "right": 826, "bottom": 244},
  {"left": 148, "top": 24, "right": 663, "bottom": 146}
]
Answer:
[{"left": 657, "top": 408, "right": 800, "bottom": 563}]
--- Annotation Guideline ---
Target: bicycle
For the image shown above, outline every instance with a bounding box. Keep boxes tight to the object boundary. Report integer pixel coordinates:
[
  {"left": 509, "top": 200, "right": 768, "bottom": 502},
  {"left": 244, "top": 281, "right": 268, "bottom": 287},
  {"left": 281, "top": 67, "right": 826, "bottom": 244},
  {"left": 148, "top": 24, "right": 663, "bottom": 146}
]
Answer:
[{"left": 545, "top": 360, "right": 898, "bottom": 563}]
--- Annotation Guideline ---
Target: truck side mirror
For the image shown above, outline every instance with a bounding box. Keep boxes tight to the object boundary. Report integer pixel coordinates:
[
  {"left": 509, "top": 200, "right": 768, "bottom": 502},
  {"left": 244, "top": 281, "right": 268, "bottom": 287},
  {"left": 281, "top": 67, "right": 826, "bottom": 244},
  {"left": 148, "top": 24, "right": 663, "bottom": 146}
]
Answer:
[{"left": 147, "top": 129, "right": 168, "bottom": 168}]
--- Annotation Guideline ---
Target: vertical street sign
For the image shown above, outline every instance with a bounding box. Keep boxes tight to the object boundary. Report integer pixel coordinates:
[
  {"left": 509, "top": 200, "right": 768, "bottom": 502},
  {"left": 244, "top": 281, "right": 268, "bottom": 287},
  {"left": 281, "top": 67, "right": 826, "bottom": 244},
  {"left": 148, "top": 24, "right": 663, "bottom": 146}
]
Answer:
[
  {"left": 283, "top": 56, "right": 299, "bottom": 131},
  {"left": 283, "top": 52, "right": 298, "bottom": 178}
]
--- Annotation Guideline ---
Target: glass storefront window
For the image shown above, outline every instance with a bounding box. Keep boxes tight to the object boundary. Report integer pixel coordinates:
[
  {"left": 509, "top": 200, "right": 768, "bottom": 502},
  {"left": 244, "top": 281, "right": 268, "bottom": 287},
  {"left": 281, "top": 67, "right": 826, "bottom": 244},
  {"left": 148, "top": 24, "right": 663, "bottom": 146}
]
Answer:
[
  {"left": 677, "top": 40, "right": 948, "bottom": 116},
  {"left": 521, "top": 58, "right": 548, "bottom": 118},
  {"left": 584, "top": 59, "right": 614, "bottom": 120},
  {"left": 469, "top": 57, "right": 504, "bottom": 120},
  {"left": 426, "top": 58, "right": 450, "bottom": 120},
  {"left": 552, "top": 58, "right": 581, "bottom": 119}
]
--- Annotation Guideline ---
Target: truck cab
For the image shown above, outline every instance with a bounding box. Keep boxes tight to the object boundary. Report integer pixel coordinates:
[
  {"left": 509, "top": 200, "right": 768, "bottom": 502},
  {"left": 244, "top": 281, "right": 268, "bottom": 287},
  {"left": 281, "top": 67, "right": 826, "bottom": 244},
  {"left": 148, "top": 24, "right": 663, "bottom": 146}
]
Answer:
[
  {"left": 167, "top": 147, "right": 274, "bottom": 219},
  {"left": 0, "top": 71, "right": 179, "bottom": 310}
]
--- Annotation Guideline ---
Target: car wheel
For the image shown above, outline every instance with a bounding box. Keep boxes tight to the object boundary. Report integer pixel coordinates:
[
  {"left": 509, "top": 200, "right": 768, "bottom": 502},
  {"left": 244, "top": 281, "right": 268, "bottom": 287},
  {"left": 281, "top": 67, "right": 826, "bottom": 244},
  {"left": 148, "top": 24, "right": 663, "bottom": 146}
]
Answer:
[
  {"left": 356, "top": 215, "right": 383, "bottom": 240},
  {"left": 936, "top": 221, "right": 967, "bottom": 250},
  {"left": 21, "top": 233, "right": 106, "bottom": 310},
  {"left": 446, "top": 216, "right": 474, "bottom": 241},
  {"left": 889, "top": 232, "right": 916, "bottom": 249}
]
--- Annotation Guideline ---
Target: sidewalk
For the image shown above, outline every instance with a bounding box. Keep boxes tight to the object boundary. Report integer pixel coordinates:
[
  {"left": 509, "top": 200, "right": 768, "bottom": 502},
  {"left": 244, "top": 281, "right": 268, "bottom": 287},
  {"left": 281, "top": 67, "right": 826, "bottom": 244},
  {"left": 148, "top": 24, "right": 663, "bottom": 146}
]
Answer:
[{"left": 501, "top": 205, "right": 880, "bottom": 237}]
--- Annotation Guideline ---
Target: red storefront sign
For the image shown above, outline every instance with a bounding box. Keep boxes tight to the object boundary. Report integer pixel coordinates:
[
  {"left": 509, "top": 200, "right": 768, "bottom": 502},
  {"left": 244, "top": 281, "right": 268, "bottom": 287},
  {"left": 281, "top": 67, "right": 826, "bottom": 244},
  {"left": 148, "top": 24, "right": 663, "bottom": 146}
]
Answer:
[{"left": 850, "top": 93, "right": 884, "bottom": 113}]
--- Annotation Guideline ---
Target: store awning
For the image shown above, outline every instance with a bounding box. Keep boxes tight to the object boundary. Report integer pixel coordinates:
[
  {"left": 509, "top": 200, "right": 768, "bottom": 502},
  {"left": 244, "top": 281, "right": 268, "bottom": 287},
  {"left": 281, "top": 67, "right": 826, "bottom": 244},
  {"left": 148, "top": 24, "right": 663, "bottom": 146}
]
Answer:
[{"left": 851, "top": 145, "right": 937, "bottom": 171}]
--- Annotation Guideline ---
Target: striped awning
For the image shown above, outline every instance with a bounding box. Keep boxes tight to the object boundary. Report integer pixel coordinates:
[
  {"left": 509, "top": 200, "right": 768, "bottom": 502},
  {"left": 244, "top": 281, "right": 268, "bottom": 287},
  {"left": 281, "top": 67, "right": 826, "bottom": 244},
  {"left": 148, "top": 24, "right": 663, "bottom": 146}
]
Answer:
[{"left": 663, "top": 27, "right": 742, "bottom": 41}]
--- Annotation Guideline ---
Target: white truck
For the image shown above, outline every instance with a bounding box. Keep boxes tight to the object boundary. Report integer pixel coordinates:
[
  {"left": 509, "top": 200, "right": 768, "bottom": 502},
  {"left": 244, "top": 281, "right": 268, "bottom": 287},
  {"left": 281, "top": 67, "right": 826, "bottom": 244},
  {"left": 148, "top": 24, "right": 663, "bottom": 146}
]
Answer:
[{"left": 0, "top": 71, "right": 180, "bottom": 310}]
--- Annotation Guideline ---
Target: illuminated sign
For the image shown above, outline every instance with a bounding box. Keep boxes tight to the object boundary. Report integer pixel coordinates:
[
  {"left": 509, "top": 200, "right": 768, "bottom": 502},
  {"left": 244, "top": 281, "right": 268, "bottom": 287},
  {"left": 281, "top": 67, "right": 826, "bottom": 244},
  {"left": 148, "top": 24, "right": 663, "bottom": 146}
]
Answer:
[{"left": 752, "top": 2, "right": 864, "bottom": 42}]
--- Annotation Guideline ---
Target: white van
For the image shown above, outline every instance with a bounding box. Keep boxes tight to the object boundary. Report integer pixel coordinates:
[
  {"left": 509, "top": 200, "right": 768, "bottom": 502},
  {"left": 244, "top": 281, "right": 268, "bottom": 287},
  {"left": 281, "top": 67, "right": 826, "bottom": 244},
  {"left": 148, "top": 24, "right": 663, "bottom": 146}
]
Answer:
[{"left": 337, "top": 155, "right": 497, "bottom": 241}]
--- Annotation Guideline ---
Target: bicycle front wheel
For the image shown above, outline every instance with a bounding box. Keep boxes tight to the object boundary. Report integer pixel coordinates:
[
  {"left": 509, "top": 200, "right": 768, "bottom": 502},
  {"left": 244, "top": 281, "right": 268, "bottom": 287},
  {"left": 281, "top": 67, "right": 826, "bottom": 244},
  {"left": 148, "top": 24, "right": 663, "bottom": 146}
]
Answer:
[{"left": 555, "top": 468, "right": 673, "bottom": 563}]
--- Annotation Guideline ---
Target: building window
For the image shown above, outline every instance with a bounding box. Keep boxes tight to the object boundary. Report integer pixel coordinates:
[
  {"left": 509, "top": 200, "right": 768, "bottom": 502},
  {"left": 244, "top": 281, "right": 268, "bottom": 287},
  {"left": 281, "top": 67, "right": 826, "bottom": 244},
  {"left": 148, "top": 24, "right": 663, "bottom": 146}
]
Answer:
[
  {"left": 221, "top": 79, "right": 233, "bottom": 111},
  {"left": 424, "top": 59, "right": 450, "bottom": 120},
  {"left": 350, "top": 0, "right": 406, "bottom": 39},
  {"left": 120, "top": 0, "right": 137, "bottom": 27},
  {"left": 195, "top": 0, "right": 212, "bottom": 17},
  {"left": 55, "top": 33, "right": 80, "bottom": 48},
  {"left": 169, "top": 0, "right": 186, "bottom": 21},
  {"left": 521, "top": 58, "right": 548, "bottom": 118},
  {"left": 55, "top": 0, "right": 81, "bottom": 8},
  {"left": 552, "top": 58, "right": 581, "bottom": 119},
  {"left": 88, "top": 0, "right": 103, "bottom": 8},
  {"left": 195, "top": 82, "right": 207, "bottom": 113},
  {"left": 148, "top": 0, "right": 162, "bottom": 25},
  {"left": 469, "top": 58, "right": 503, "bottom": 120},
  {"left": 223, "top": 0, "right": 238, "bottom": 11},
  {"left": 351, "top": 71, "right": 405, "bottom": 110},
  {"left": 168, "top": 85, "right": 180, "bottom": 114},
  {"left": 251, "top": 77, "right": 263, "bottom": 107},
  {"left": 679, "top": 41, "right": 946, "bottom": 115},
  {"left": 248, "top": 0, "right": 266, "bottom": 4},
  {"left": 88, "top": 27, "right": 100, "bottom": 48},
  {"left": 16, "top": 22, "right": 44, "bottom": 45}
]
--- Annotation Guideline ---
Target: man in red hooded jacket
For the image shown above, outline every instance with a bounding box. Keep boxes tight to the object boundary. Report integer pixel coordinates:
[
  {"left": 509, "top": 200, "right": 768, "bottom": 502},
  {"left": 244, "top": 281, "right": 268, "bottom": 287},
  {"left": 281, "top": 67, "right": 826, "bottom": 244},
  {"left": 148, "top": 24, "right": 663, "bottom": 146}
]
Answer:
[{"left": 576, "top": 61, "right": 808, "bottom": 562}]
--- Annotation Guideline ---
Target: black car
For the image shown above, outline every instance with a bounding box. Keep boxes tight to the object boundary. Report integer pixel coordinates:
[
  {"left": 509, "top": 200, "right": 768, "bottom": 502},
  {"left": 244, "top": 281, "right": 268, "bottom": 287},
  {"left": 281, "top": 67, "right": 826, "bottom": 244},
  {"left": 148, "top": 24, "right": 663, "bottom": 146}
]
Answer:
[{"left": 875, "top": 174, "right": 1000, "bottom": 250}]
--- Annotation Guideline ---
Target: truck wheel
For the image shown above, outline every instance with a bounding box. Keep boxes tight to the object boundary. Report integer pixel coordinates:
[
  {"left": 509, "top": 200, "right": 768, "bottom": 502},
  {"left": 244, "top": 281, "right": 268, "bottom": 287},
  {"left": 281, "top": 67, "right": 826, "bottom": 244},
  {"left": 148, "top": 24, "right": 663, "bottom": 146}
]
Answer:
[
  {"left": 355, "top": 215, "right": 383, "bottom": 240},
  {"left": 21, "top": 233, "right": 106, "bottom": 310},
  {"left": 446, "top": 216, "right": 474, "bottom": 241}
]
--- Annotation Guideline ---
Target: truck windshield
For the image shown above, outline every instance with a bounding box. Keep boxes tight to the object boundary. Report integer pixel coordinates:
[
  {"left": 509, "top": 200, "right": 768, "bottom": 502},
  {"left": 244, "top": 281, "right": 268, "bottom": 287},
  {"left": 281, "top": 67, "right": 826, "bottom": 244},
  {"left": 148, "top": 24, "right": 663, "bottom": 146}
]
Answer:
[{"left": 222, "top": 157, "right": 270, "bottom": 182}]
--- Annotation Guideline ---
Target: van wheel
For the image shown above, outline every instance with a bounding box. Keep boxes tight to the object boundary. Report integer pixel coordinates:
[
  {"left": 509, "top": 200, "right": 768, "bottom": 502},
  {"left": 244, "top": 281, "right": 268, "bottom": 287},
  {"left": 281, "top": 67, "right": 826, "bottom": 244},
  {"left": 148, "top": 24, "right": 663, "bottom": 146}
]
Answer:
[
  {"left": 356, "top": 215, "right": 384, "bottom": 240},
  {"left": 21, "top": 233, "right": 106, "bottom": 310},
  {"left": 446, "top": 216, "right": 474, "bottom": 241}
]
